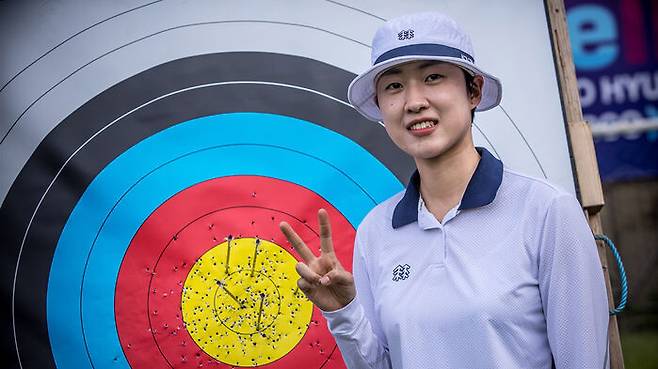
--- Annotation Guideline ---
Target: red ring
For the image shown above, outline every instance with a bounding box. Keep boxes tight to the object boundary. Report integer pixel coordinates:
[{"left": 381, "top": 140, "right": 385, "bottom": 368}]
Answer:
[{"left": 115, "top": 176, "right": 352, "bottom": 368}]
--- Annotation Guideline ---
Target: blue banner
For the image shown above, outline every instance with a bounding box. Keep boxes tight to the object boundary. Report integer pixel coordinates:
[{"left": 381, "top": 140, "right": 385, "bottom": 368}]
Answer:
[{"left": 565, "top": 0, "right": 658, "bottom": 181}]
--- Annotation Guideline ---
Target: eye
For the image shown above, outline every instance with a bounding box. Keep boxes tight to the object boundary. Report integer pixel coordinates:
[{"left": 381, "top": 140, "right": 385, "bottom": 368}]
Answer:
[
  {"left": 425, "top": 73, "right": 443, "bottom": 82},
  {"left": 385, "top": 82, "right": 403, "bottom": 90}
]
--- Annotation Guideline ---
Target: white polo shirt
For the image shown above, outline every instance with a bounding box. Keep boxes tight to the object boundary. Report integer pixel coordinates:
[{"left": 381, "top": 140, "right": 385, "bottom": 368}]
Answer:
[{"left": 323, "top": 148, "right": 609, "bottom": 369}]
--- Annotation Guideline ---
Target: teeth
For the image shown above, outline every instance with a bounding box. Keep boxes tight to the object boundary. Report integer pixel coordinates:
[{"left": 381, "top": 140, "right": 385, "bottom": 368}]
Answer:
[{"left": 409, "top": 121, "right": 436, "bottom": 130}]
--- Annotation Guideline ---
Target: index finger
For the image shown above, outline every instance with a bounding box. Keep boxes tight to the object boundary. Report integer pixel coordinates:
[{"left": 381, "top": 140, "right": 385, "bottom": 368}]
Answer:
[
  {"left": 279, "top": 221, "right": 316, "bottom": 263},
  {"left": 317, "top": 209, "right": 335, "bottom": 255}
]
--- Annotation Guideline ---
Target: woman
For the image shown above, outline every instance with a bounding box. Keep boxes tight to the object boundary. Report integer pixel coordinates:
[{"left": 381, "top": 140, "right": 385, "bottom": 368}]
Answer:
[{"left": 279, "top": 12, "right": 609, "bottom": 369}]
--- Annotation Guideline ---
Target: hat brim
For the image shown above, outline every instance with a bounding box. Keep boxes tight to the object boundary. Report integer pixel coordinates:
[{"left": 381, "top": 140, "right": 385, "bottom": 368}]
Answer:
[{"left": 347, "top": 55, "right": 503, "bottom": 122}]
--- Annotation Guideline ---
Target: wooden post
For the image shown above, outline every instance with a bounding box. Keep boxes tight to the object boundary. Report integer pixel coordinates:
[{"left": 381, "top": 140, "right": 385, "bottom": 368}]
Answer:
[{"left": 545, "top": 0, "right": 625, "bottom": 368}]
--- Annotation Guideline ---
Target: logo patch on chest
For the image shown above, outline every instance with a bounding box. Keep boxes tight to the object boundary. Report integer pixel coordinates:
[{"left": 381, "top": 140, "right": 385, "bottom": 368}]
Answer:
[{"left": 392, "top": 264, "right": 411, "bottom": 281}]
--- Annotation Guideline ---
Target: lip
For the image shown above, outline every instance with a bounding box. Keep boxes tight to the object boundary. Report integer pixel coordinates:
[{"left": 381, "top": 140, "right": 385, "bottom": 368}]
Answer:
[{"left": 406, "top": 118, "right": 438, "bottom": 137}]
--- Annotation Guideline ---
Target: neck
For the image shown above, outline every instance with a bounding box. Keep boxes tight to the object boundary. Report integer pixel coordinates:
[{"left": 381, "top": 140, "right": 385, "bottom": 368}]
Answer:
[{"left": 415, "top": 144, "right": 480, "bottom": 221}]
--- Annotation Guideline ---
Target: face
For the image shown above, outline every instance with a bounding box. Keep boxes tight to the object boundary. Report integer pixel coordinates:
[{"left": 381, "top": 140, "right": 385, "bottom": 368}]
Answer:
[{"left": 375, "top": 61, "right": 483, "bottom": 161}]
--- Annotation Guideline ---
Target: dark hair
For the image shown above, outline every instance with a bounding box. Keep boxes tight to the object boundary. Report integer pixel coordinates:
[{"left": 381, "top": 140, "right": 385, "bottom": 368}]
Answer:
[{"left": 462, "top": 69, "right": 477, "bottom": 123}]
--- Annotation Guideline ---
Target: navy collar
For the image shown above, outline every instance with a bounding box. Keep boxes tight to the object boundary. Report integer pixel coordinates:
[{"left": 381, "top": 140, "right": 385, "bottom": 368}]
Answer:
[{"left": 392, "top": 147, "right": 503, "bottom": 229}]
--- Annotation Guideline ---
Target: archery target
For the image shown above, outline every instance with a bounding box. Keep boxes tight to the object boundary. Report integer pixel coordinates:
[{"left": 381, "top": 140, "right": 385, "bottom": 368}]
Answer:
[
  {"left": 2, "top": 2, "right": 578, "bottom": 369},
  {"left": 5, "top": 51, "right": 409, "bottom": 369}
]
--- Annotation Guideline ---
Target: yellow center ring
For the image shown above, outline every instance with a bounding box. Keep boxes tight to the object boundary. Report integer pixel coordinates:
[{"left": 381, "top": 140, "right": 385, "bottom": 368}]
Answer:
[{"left": 182, "top": 237, "right": 313, "bottom": 366}]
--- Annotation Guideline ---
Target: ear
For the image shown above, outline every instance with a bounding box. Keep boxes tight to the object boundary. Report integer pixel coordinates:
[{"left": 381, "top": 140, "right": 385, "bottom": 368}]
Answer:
[{"left": 469, "top": 75, "right": 484, "bottom": 109}]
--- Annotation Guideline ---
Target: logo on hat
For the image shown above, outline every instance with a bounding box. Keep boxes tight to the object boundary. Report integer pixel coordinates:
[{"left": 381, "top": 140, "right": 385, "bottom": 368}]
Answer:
[
  {"left": 460, "top": 54, "right": 474, "bottom": 63},
  {"left": 397, "top": 29, "right": 414, "bottom": 40}
]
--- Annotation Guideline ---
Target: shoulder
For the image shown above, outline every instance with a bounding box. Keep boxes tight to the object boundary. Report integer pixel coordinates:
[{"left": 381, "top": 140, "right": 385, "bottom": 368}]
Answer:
[
  {"left": 355, "top": 189, "right": 405, "bottom": 238},
  {"left": 499, "top": 167, "right": 579, "bottom": 208},
  {"left": 498, "top": 167, "right": 589, "bottom": 236},
  {"left": 359, "top": 189, "right": 405, "bottom": 230}
]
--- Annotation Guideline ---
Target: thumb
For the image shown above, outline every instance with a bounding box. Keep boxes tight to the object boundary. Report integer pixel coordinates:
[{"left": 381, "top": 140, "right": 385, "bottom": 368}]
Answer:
[{"left": 319, "top": 268, "right": 354, "bottom": 286}]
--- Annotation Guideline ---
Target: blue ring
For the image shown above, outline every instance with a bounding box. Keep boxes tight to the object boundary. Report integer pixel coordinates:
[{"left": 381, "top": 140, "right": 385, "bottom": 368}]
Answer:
[{"left": 47, "top": 113, "right": 402, "bottom": 369}]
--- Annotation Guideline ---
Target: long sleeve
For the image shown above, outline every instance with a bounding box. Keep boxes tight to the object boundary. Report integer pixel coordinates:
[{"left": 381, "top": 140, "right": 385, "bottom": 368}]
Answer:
[
  {"left": 322, "top": 226, "right": 392, "bottom": 369},
  {"left": 538, "top": 194, "right": 610, "bottom": 369}
]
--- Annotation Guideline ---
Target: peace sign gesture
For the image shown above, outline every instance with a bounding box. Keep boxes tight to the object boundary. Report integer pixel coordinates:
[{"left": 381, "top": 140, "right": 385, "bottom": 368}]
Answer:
[{"left": 279, "top": 209, "right": 356, "bottom": 312}]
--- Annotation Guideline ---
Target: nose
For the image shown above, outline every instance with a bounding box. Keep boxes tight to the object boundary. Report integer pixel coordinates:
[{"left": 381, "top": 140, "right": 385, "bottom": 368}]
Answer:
[{"left": 404, "top": 82, "right": 429, "bottom": 113}]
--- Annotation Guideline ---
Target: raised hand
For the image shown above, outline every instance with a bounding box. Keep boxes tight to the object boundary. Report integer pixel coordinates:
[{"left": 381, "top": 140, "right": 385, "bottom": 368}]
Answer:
[{"left": 279, "top": 209, "right": 355, "bottom": 312}]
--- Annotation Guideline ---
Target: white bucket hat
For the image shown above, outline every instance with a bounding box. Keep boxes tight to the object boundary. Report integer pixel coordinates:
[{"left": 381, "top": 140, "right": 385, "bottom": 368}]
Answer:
[{"left": 348, "top": 12, "right": 503, "bottom": 122}]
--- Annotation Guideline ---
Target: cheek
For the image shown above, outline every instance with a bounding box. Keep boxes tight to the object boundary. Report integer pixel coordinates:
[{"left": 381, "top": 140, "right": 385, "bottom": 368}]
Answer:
[
  {"left": 383, "top": 124, "right": 407, "bottom": 149},
  {"left": 377, "top": 94, "right": 402, "bottom": 115},
  {"left": 440, "top": 94, "right": 472, "bottom": 121},
  {"left": 380, "top": 103, "right": 395, "bottom": 117},
  {"left": 383, "top": 124, "right": 398, "bottom": 140}
]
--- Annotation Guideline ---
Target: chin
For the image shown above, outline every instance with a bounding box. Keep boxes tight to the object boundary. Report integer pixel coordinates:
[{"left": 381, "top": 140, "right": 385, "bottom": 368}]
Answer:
[
  {"left": 399, "top": 140, "right": 446, "bottom": 159},
  {"left": 404, "top": 147, "right": 447, "bottom": 160},
  {"left": 415, "top": 151, "right": 446, "bottom": 161}
]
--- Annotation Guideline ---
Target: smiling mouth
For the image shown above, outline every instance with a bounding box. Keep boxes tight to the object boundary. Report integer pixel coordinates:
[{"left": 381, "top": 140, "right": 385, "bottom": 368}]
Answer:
[{"left": 408, "top": 120, "right": 437, "bottom": 131}]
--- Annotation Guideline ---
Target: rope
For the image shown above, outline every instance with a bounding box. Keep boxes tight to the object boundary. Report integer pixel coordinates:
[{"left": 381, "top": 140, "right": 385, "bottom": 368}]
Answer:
[{"left": 594, "top": 234, "right": 628, "bottom": 315}]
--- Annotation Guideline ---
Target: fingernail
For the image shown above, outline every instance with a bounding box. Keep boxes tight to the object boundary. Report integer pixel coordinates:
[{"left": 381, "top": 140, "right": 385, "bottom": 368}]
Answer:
[{"left": 319, "top": 276, "right": 329, "bottom": 285}]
